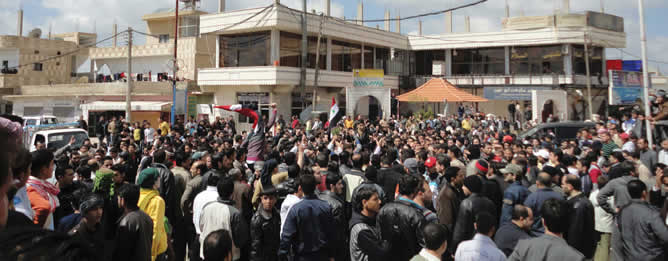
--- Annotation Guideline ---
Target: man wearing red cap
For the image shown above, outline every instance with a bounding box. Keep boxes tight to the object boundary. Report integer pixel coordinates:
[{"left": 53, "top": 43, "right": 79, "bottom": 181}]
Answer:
[
  {"left": 424, "top": 157, "right": 439, "bottom": 210},
  {"left": 620, "top": 133, "right": 635, "bottom": 153}
]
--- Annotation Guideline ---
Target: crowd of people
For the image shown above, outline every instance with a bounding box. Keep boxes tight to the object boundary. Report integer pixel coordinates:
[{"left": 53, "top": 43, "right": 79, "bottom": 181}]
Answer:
[{"left": 0, "top": 94, "right": 667, "bottom": 261}]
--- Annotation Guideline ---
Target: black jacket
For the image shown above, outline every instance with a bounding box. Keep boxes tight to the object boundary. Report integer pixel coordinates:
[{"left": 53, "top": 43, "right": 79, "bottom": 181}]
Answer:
[
  {"left": 376, "top": 198, "right": 426, "bottom": 261},
  {"left": 565, "top": 193, "right": 596, "bottom": 259},
  {"left": 318, "top": 190, "right": 347, "bottom": 248},
  {"left": 480, "top": 175, "right": 503, "bottom": 217},
  {"left": 279, "top": 195, "right": 335, "bottom": 261},
  {"left": 151, "top": 163, "right": 182, "bottom": 225},
  {"left": 349, "top": 211, "right": 390, "bottom": 261},
  {"left": 494, "top": 222, "right": 530, "bottom": 257},
  {"left": 113, "top": 209, "right": 154, "bottom": 261},
  {"left": 617, "top": 199, "right": 668, "bottom": 261},
  {"left": 452, "top": 193, "right": 497, "bottom": 251},
  {"left": 377, "top": 167, "right": 402, "bottom": 203},
  {"left": 250, "top": 207, "right": 280, "bottom": 261}
]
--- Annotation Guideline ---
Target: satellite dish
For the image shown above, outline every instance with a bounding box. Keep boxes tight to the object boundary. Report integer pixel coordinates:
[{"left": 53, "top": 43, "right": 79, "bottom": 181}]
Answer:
[{"left": 28, "top": 28, "right": 42, "bottom": 38}]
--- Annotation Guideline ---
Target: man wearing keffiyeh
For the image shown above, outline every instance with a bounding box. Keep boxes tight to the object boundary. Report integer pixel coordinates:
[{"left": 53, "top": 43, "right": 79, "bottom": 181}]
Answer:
[{"left": 27, "top": 149, "right": 59, "bottom": 230}]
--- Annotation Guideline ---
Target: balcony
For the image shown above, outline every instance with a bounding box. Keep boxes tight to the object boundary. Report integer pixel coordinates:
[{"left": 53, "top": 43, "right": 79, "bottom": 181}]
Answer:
[
  {"left": 0, "top": 74, "right": 18, "bottom": 88},
  {"left": 414, "top": 74, "right": 608, "bottom": 88},
  {"left": 10, "top": 81, "right": 192, "bottom": 98},
  {"left": 198, "top": 66, "right": 400, "bottom": 89}
]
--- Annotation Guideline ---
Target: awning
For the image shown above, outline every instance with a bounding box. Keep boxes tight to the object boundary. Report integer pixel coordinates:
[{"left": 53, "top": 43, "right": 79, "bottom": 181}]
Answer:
[
  {"left": 396, "top": 78, "right": 488, "bottom": 103},
  {"left": 80, "top": 101, "right": 171, "bottom": 112}
]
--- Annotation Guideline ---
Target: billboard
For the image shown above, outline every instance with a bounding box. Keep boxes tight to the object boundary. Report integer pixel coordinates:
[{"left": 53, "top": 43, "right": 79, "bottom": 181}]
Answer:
[
  {"left": 609, "top": 70, "right": 645, "bottom": 105},
  {"left": 483, "top": 86, "right": 552, "bottom": 101},
  {"left": 353, "top": 69, "right": 384, "bottom": 88}
]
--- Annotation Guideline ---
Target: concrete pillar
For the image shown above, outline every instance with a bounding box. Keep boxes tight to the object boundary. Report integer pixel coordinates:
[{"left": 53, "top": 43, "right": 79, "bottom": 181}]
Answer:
[
  {"left": 445, "top": 11, "right": 452, "bottom": 33},
  {"left": 562, "top": 0, "right": 570, "bottom": 14},
  {"left": 113, "top": 24, "right": 118, "bottom": 47},
  {"left": 326, "top": 38, "right": 332, "bottom": 70},
  {"left": 270, "top": 29, "right": 280, "bottom": 65},
  {"left": 17, "top": 9, "right": 23, "bottom": 37},
  {"left": 504, "top": 46, "right": 510, "bottom": 75},
  {"left": 384, "top": 10, "right": 390, "bottom": 31},
  {"left": 215, "top": 36, "right": 220, "bottom": 68},
  {"left": 465, "top": 16, "right": 471, "bottom": 32},
  {"left": 445, "top": 49, "right": 452, "bottom": 76},
  {"left": 361, "top": 43, "right": 365, "bottom": 69},
  {"left": 418, "top": 21, "right": 422, "bottom": 36},
  {"left": 563, "top": 44, "right": 573, "bottom": 75},
  {"left": 357, "top": 2, "right": 363, "bottom": 25},
  {"left": 326, "top": 0, "right": 330, "bottom": 16},
  {"left": 396, "top": 13, "right": 401, "bottom": 34},
  {"left": 218, "top": 0, "right": 225, "bottom": 13}
]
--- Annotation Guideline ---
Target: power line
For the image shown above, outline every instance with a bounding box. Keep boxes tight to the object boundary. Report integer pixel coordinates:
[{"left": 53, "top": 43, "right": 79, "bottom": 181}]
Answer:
[
  {"left": 343, "top": 0, "right": 488, "bottom": 23},
  {"left": 8, "top": 30, "right": 129, "bottom": 70}
]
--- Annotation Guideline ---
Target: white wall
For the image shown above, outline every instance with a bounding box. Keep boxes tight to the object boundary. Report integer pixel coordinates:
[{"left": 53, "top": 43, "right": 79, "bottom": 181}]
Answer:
[{"left": 0, "top": 48, "right": 19, "bottom": 68}]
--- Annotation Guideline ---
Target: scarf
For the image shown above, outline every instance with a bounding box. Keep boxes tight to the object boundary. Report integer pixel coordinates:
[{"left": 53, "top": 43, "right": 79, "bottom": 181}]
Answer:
[
  {"left": 27, "top": 176, "right": 60, "bottom": 213},
  {"left": 93, "top": 168, "right": 115, "bottom": 199}
]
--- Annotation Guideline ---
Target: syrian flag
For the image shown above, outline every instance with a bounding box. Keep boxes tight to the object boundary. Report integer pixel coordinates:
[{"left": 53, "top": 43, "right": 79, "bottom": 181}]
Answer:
[
  {"left": 214, "top": 104, "right": 260, "bottom": 131},
  {"left": 328, "top": 97, "right": 341, "bottom": 129}
]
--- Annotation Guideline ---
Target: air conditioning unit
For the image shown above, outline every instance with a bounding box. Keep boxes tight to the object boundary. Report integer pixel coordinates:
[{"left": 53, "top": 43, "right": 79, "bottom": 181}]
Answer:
[{"left": 432, "top": 61, "right": 446, "bottom": 76}]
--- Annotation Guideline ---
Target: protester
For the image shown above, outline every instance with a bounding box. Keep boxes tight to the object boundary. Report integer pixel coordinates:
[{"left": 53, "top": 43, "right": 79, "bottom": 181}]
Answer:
[
  {"left": 454, "top": 211, "right": 506, "bottom": 261},
  {"left": 562, "top": 174, "right": 596, "bottom": 259},
  {"left": 349, "top": 186, "right": 389, "bottom": 261},
  {"left": 28, "top": 149, "right": 59, "bottom": 229},
  {"left": 452, "top": 175, "right": 496, "bottom": 249},
  {"left": 494, "top": 205, "right": 532, "bottom": 257},
  {"left": 114, "top": 184, "right": 154, "bottom": 261},
  {"left": 250, "top": 188, "right": 280, "bottom": 261},
  {"left": 508, "top": 198, "right": 585, "bottom": 261},
  {"left": 411, "top": 223, "right": 449, "bottom": 261},
  {"left": 68, "top": 193, "right": 105, "bottom": 259},
  {"left": 137, "top": 168, "right": 168, "bottom": 260},
  {"left": 616, "top": 180, "right": 668, "bottom": 260}
]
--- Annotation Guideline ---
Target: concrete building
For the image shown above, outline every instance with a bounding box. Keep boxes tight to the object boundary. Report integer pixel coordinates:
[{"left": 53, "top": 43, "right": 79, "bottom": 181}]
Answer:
[
  {"left": 197, "top": 2, "right": 632, "bottom": 124},
  {"left": 1, "top": 8, "right": 214, "bottom": 136}
]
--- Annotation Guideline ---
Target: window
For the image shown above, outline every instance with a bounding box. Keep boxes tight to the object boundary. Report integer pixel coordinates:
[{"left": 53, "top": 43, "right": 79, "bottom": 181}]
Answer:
[
  {"left": 415, "top": 50, "right": 446, "bottom": 75},
  {"left": 33, "top": 63, "right": 43, "bottom": 71},
  {"left": 510, "top": 45, "right": 564, "bottom": 75},
  {"left": 237, "top": 92, "right": 270, "bottom": 123},
  {"left": 363, "top": 45, "right": 373, "bottom": 69},
  {"left": 331, "top": 40, "right": 361, "bottom": 72},
  {"left": 220, "top": 32, "right": 270, "bottom": 67},
  {"left": 159, "top": 34, "right": 170, "bottom": 43},
  {"left": 573, "top": 45, "right": 603, "bottom": 75},
  {"left": 375, "top": 48, "right": 390, "bottom": 74},
  {"left": 179, "top": 16, "right": 199, "bottom": 37},
  {"left": 2, "top": 61, "right": 8, "bottom": 69},
  {"left": 453, "top": 48, "right": 505, "bottom": 75},
  {"left": 279, "top": 32, "right": 326, "bottom": 69}
]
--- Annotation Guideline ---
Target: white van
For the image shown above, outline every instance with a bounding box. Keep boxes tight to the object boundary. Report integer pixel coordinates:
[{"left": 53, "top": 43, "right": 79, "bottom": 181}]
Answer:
[
  {"left": 23, "top": 115, "right": 58, "bottom": 126},
  {"left": 25, "top": 127, "right": 88, "bottom": 152}
]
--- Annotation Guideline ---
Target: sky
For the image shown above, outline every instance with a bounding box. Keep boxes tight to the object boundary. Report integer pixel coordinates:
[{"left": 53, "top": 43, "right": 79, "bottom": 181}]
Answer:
[{"left": 1, "top": 0, "right": 667, "bottom": 73}]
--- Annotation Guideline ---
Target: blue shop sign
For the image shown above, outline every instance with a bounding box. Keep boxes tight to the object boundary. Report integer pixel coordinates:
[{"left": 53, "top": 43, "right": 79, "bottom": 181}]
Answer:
[{"left": 483, "top": 86, "right": 552, "bottom": 100}]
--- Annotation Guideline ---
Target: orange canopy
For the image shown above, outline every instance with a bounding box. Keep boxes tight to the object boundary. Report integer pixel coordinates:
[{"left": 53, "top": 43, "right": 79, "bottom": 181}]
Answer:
[{"left": 396, "top": 78, "right": 488, "bottom": 103}]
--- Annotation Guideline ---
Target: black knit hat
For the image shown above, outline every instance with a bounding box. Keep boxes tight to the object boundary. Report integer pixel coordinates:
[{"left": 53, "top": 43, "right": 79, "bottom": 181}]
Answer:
[{"left": 463, "top": 175, "right": 483, "bottom": 194}]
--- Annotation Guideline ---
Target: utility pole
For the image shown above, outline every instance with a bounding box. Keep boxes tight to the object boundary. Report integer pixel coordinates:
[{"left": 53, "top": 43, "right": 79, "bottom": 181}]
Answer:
[
  {"left": 584, "top": 32, "right": 593, "bottom": 120},
  {"left": 126, "top": 28, "right": 133, "bottom": 122},
  {"left": 638, "top": 0, "right": 653, "bottom": 148},
  {"left": 313, "top": 13, "right": 325, "bottom": 116},
  {"left": 171, "top": 0, "right": 179, "bottom": 126},
  {"left": 300, "top": 0, "right": 308, "bottom": 111}
]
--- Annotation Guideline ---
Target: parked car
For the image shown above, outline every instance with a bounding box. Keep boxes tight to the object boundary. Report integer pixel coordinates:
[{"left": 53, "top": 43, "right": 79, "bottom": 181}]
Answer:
[
  {"left": 23, "top": 115, "right": 58, "bottom": 126},
  {"left": 519, "top": 121, "right": 596, "bottom": 141}
]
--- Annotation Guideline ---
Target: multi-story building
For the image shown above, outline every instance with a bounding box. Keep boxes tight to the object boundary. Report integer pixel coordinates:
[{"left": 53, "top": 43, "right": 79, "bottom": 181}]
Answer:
[
  {"left": 197, "top": 1, "right": 627, "bottom": 124},
  {"left": 1, "top": 8, "right": 214, "bottom": 135}
]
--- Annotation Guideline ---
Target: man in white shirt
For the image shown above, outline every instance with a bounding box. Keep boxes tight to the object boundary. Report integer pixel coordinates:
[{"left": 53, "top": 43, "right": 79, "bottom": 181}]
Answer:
[
  {"left": 192, "top": 175, "right": 220, "bottom": 236},
  {"left": 455, "top": 211, "right": 506, "bottom": 261},
  {"left": 144, "top": 123, "right": 156, "bottom": 146},
  {"left": 659, "top": 139, "right": 668, "bottom": 165},
  {"left": 589, "top": 175, "right": 614, "bottom": 261},
  {"left": 279, "top": 181, "right": 303, "bottom": 237},
  {"left": 410, "top": 222, "right": 449, "bottom": 261}
]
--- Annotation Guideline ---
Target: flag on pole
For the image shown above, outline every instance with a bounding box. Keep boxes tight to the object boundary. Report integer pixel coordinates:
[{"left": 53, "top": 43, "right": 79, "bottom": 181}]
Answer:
[{"left": 328, "top": 97, "right": 341, "bottom": 129}]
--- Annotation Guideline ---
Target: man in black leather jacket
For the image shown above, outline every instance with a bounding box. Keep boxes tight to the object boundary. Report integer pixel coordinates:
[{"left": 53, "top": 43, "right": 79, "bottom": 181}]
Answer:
[
  {"left": 562, "top": 174, "right": 596, "bottom": 259},
  {"left": 250, "top": 188, "right": 281, "bottom": 261},
  {"left": 376, "top": 175, "right": 426, "bottom": 261},
  {"left": 318, "top": 173, "right": 347, "bottom": 261},
  {"left": 452, "top": 175, "right": 496, "bottom": 252}
]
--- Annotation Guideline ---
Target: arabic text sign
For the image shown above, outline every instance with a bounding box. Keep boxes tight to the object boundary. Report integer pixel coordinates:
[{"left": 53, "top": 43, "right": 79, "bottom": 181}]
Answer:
[
  {"left": 353, "top": 69, "right": 384, "bottom": 88},
  {"left": 609, "top": 70, "right": 645, "bottom": 105},
  {"left": 483, "top": 86, "right": 552, "bottom": 100}
]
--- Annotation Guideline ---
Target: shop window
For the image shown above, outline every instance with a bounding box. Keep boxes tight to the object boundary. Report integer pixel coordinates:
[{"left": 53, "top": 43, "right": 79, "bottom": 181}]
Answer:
[
  {"left": 573, "top": 45, "right": 603, "bottom": 75},
  {"left": 237, "top": 92, "right": 270, "bottom": 123}
]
